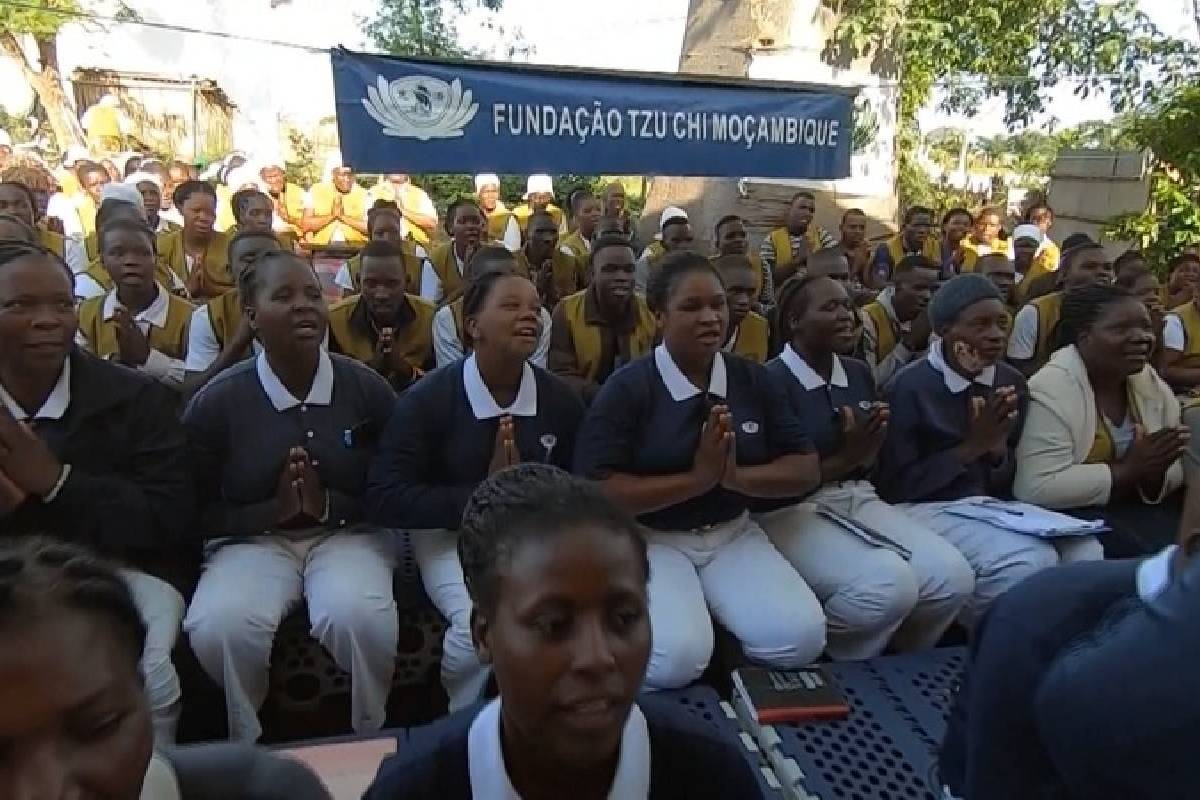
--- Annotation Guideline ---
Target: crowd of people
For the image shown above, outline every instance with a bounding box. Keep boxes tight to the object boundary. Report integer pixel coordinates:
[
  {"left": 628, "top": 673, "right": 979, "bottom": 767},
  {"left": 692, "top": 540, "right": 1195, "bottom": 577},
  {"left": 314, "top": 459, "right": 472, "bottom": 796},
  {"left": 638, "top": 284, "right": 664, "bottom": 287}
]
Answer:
[{"left": 0, "top": 138, "right": 1197, "bottom": 798}]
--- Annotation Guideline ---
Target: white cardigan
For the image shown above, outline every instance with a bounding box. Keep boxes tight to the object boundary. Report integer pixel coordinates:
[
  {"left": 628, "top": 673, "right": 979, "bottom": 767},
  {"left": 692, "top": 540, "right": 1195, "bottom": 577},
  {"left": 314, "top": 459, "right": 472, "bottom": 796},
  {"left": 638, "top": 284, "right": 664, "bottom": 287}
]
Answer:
[{"left": 1014, "top": 344, "right": 1183, "bottom": 509}]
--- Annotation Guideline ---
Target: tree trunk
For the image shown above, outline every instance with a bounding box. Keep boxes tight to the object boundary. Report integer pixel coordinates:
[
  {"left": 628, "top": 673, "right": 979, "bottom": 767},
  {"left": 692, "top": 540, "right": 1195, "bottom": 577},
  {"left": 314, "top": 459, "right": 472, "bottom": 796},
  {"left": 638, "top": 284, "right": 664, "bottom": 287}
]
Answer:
[
  {"left": 639, "top": 0, "right": 796, "bottom": 250},
  {"left": 0, "top": 32, "right": 85, "bottom": 151}
]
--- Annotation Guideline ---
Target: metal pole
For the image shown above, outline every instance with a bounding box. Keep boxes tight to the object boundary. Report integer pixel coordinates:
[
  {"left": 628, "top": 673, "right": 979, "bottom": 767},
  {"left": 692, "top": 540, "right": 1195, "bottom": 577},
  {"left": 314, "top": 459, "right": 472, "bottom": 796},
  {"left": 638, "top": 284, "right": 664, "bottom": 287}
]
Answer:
[{"left": 191, "top": 77, "right": 198, "bottom": 160}]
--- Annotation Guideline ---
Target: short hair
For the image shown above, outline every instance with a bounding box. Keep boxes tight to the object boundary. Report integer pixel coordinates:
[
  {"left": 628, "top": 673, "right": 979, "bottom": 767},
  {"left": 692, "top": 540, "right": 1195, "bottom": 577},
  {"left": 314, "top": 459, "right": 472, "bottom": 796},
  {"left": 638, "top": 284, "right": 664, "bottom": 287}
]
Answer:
[
  {"left": 0, "top": 240, "right": 73, "bottom": 282},
  {"left": 661, "top": 216, "right": 690, "bottom": 235},
  {"left": 172, "top": 179, "right": 216, "bottom": 210},
  {"left": 231, "top": 188, "right": 270, "bottom": 225},
  {"left": 714, "top": 214, "right": 744, "bottom": 240},
  {"left": 359, "top": 239, "right": 403, "bottom": 261},
  {"left": 712, "top": 253, "right": 756, "bottom": 280},
  {"left": 0, "top": 538, "right": 146, "bottom": 668},
  {"left": 466, "top": 245, "right": 517, "bottom": 282},
  {"left": 444, "top": 197, "right": 483, "bottom": 234},
  {"left": 1114, "top": 250, "right": 1147, "bottom": 274},
  {"left": 977, "top": 253, "right": 1013, "bottom": 273},
  {"left": 569, "top": 188, "right": 596, "bottom": 215},
  {"left": 1062, "top": 242, "right": 1106, "bottom": 275},
  {"left": 942, "top": 207, "right": 973, "bottom": 226},
  {"left": 809, "top": 246, "right": 850, "bottom": 276},
  {"left": 903, "top": 206, "right": 934, "bottom": 225},
  {"left": 1061, "top": 233, "right": 1095, "bottom": 253},
  {"left": 527, "top": 210, "right": 558, "bottom": 232},
  {"left": 775, "top": 274, "right": 824, "bottom": 346},
  {"left": 1054, "top": 283, "right": 1138, "bottom": 350},
  {"left": 1169, "top": 252, "right": 1200, "bottom": 274},
  {"left": 239, "top": 250, "right": 310, "bottom": 306},
  {"left": 94, "top": 198, "right": 142, "bottom": 234},
  {"left": 97, "top": 218, "right": 156, "bottom": 255},
  {"left": 1025, "top": 202, "right": 1054, "bottom": 221},
  {"left": 589, "top": 234, "right": 635, "bottom": 270},
  {"left": 789, "top": 190, "right": 816, "bottom": 205},
  {"left": 894, "top": 254, "right": 939, "bottom": 276},
  {"left": 76, "top": 160, "right": 107, "bottom": 182},
  {"left": 458, "top": 464, "right": 648, "bottom": 613},
  {"left": 368, "top": 200, "right": 403, "bottom": 234},
  {"left": 841, "top": 207, "right": 867, "bottom": 224},
  {"left": 646, "top": 250, "right": 721, "bottom": 313},
  {"left": 226, "top": 229, "right": 279, "bottom": 265},
  {"left": 1, "top": 167, "right": 55, "bottom": 195},
  {"left": 1115, "top": 263, "right": 1153, "bottom": 289},
  {"left": 0, "top": 213, "right": 37, "bottom": 243},
  {"left": 463, "top": 269, "right": 530, "bottom": 320},
  {"left": 975, "top": 205, "right": 1002, "bottom": 221}
]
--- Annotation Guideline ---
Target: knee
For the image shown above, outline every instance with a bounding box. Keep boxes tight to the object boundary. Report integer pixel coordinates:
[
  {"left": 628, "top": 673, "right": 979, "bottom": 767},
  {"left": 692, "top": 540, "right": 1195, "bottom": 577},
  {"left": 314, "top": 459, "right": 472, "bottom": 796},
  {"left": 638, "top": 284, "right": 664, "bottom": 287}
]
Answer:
[
  {"left": 831, "top": 557, "right": 921, "bottom": 632},
  {"left": 645, "top": 617, "right": 714, "bottom": 689},
  {"left": 185, "top": 595, "right": 279, "bottom": 659},
  {"left": 924, "top": 551, "right": 977, "bottom": 608},
  {"left": 309, "top": 588, "right": 398, "bottom": 647},
  {"left": 743, "top": 612, "right": 827, "bottom": 669}
]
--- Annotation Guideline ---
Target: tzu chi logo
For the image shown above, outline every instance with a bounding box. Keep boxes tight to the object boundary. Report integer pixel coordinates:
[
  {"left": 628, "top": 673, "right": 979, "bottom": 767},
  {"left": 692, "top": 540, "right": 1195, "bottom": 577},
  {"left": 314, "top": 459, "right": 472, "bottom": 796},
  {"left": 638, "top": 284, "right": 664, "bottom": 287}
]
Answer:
[{"left": 361, "top": 75, "right": 478, "bottom": 140}]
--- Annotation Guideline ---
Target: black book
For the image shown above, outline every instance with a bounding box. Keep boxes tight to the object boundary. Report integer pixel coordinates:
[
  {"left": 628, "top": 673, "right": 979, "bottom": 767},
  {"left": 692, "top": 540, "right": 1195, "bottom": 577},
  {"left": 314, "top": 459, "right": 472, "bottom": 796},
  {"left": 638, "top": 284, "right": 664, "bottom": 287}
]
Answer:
[{"left": 732, "top": 665, "right": 850, "bottom": 725}]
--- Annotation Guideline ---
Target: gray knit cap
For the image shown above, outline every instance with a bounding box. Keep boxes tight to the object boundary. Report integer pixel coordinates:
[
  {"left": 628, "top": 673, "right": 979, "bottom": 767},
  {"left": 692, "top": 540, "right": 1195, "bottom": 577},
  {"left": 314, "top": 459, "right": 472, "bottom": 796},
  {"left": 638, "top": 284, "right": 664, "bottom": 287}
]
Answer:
[{"left": 929, "top": 273, "right": 1002, "bottom": 332}]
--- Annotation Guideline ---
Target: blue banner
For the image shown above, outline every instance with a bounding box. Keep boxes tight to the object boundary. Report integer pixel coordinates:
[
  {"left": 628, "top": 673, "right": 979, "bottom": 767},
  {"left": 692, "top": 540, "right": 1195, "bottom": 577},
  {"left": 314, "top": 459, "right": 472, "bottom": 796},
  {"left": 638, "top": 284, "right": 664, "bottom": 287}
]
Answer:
[{"left": 331, "top": 49, "right": 855, "bottom": 179}]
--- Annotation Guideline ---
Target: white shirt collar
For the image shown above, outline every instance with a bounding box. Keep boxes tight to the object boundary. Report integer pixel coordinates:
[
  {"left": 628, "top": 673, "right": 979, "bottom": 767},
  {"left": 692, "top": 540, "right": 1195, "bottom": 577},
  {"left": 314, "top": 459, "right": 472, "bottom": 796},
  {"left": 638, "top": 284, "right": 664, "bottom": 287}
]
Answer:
[
  {"left": 102, "top": 284, "right": 170, "bottom": 329},
  {"left": 654, "top": 344, "right": 727, "bottom": 402},
  {"left": 0, "top": 358, "right": 71, "bottom": 421},
  {"left": 467, "top": 697, "right": 650, "bottom": 800},
  {"left": 463, "top": 353, "right": 538, "bottom": 419},
  {"left": 926, "top": 338, "right": 995, "bottom": 394},
  {"left": 1137, "top": 545, "right": 1177, "bottom": 602},
  {"left": 722, "top": 326, "right": 739, "bottom": 352},
  {"left": 780, "top": 344, "right": 848, "bottom": 390},
  {"left": 255, "top": 350, "right": 334, "bottom": 412}
]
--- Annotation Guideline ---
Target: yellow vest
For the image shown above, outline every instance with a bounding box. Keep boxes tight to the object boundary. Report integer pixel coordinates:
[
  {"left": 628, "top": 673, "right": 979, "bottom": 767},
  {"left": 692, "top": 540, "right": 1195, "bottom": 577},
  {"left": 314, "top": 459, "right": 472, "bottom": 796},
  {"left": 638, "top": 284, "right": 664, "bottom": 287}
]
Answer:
[
  {"left": 512, "top": 203, "right": 564, "bottom": 234},
  {"left": 308, "top": 183, "right": 370, "bottom": 245},
  {"left": 712, "top": 252, "right": 767, "bottom": 301},
  {"left": 84, "top": 231, "right": 98, "bottom": 262},
  {"left": 327, "top": 293, "right": 435, "bottom": 371},
  {"left": 206, "top": 290, "right": 246, "bottom": 353},
  {"left": 85, "top": 105, "right": 121, "bottom": 139},
  {"left": 862, "top": 301, "right": 897, "bottom": 363},
  {"left": 75, "top": 194, "right": 98, "bottom": 238},
  {"left": 215, "top": 184, "right": 236, "bottom": 233},
  {"left": 226, "top": 225, "right": 299, "bottom": 254},
  {"left": 561, "top": 232, "right": 591, "bottom": 287},
  {"left": 450, "top": 298, "right": 468, "bottom": 352},
  {"left": 1168, "top": 302, "right": 1200, "bottom": 371},
  {"left": 274, "top": 184, "right": 307, "bottom": 236},
  {"left": 1014, "top": 241, "right": 1063, "bottom": 304},
  {"left": 959, "top": 238, "right": 1002, "bottom": 274},
  {"left": 429, "top": 243, "right": 468, "bottom": 305},
  {"left": 342, "top": 240, "right": 426, "bottom": 293},
  {"left": 39, "top": 228, "right": 65, "bottom": 258},
  {"left": 82, "top": 257, "right": 187, "bottom": 297},
  {"left": 369, "top": 182, "right": 433, "bottom": 245},
  {"left": 1084, "top": 387, "right": 1143, "bottom": 464},
  {"left": 731, "top": 311, "right": 770, "bottom": 363},
  {"left": 559, "top": 290, "right": 656, "bottom": 383},
  {"left": 518, "top": 248, "right": 579, "bottom": 306},
  {"left": 885, "top": 234, "right": 942, "bottom": 268},
  {"left": 157, "top": 229, "right": 233, "bottom": 299},
  {"left": 486, "top": 204, "right": 514, "bottom": 243},
  {"left": 54, "top": 168, "right": 80, "bottom": 198},
  {"left": 1031, "top": 291, "right": 1064, "bottom": 367},
  {"left": 768, "top": 226, "right": 830, "bottom": 282},
  {"left": 77, "top": 290, "right": 194, "bottom": 361}
]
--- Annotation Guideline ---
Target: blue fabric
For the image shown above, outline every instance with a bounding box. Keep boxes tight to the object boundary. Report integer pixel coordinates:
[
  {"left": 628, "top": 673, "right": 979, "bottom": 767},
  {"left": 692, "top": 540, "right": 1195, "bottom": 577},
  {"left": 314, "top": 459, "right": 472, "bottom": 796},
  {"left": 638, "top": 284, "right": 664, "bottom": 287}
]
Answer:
[
  {"left": 764, "top": 354, "right": 876, "bottom": 464},
  {"left": 875, "top": 358, "right": 1027, "bottom": 504},
  {"left": 574, "top": 354, "right": 812, "bottom": 531},
  {"left": 365, "top": 360, "right": 584, "bottom": 530}
]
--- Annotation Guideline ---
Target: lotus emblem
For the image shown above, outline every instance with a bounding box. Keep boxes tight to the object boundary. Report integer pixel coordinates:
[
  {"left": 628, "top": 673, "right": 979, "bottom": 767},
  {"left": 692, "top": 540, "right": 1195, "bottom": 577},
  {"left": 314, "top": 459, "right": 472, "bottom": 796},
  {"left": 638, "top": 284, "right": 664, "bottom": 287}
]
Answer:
[{"left": 361, "top": 75, "right": 479, "bottom": 141}]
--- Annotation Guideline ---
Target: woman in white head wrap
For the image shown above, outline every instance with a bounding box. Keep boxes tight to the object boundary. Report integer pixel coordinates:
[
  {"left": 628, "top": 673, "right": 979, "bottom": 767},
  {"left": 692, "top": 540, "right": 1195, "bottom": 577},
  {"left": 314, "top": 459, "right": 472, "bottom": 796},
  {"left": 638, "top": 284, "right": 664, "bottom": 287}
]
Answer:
[
  {"left": 512, "top": 173, "right": 564, "bottom": 237},
  {"left": 126, "top": 170, "right": 171, "bottom": 233},
  {"left": 473, "top": 173, "right": 520, "bottom": 251}
]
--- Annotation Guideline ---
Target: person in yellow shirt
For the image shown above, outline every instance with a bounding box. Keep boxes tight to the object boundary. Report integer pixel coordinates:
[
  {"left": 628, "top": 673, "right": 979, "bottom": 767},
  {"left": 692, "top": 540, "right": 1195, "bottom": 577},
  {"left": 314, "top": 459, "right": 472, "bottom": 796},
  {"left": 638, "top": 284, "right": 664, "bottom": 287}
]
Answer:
[
  {"left": 713, "top": 254, "right": 770, "bottom": 363},
  {"left": 73, "top": 161, "right": 112, "bottom": 239},
  {"left": 260, "top": 161, "right": 306, "bottom": 240},
  {"left": 368, "top": 174, "right": 438, "bottom": 245},
  {"left": 512, "top": 174, "right": 565, "bottom": 236},
  {"left": 214, "top": 164, "right": 262, "bottom": 233},
  {"left": 870, "top": 206, "right": 941, "bottom": 289},
  {"left": 335, "top": 201, "right": 431, "bottom": 295},
  {"left": 81, "top": 95, "right": 127, "bottom": 155},
  {"left": 0, "top": 180, "right": 66, "bottom": 261},
  {"left": 760, "top": 190, "right": 837, "bottom": 286},
  {"left": 328, "top": 240, "right": 436, "bottom": 390},
  {"left": 939, "top": 207, "right": 974, "bottom": 277},
  {"left": 303, "top": 156, "right": 370, "bottom": 246},
  {"left": 838, "top": 207, "right": 873, "bottom": 286},
  {"left": 714, "top": 214, "right": 772, "bottom": 311},
  {"left": 228, "top": 188, "right": 298, "bottom": 252},
  {"left": 959, "top": 206, "right": 1004, "bottom": 273},
  {"left": 519, "top": 210, "right": 579, "bottom": 309},
  {"left": 157, "top": 181, "right": 233, "bottom": 302},
  {"left": 474, "top": 173, "right": 520, "bottom": 251},
  {"left": 560, "top": 189, "right": 601, "bottom": 285}
]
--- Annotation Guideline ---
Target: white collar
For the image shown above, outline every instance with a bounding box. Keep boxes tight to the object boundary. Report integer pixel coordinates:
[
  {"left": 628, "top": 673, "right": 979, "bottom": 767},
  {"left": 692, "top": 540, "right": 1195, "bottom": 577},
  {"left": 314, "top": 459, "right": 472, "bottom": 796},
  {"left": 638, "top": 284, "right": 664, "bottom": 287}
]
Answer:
[
  {"left": 1137, "top": 545, "right": 1177, "bottom": 602},
  {"left": 467, "top": 697, "right": 650, "bottom": 800},
  {"left": 255, "top": 350, "right": 334, "bottom": 411},
  {"left": 780, "top": 344, "right": 848, "bottom": 390},
  {"left": 926, "top": 338, "right": 995, "bottom": 394},
  {"left": 102, "top": 284, "right": 170, "bottom": 328},
  {"left": 0, "top": 358, "right": 71, "bottom": 421},
  {"left": 655, "top": 344, "right": 727, "bottom": 402},
  {"left": 463, "top": 353, "right": 538, "bottom": 418},
  {"left": 722, "top": 326, "right": 739, "bottom": 352}
]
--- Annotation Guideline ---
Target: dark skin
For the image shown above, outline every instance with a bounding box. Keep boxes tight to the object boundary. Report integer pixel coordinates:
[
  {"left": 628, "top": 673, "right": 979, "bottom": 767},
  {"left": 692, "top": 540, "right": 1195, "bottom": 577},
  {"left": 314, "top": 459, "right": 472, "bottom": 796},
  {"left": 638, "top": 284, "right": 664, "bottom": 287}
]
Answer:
[
  {"left": 575, "top": 198, "right": 601, "bottom": 240},
  {"left": 1167, "top": 258, "right": 1200, "bottom": 309},
  {"left": 943, "top": 212, "right": 972, "bottom": 272},
  {"left": 361, "top": 254, "right": 416, "bottom": 387},
  {"left": 894, "top": 266, "right": 939, "bottom": 351},
  {"left": 1124, "top": 272, "right": 1166, "bottom": 373},
  {"left": 472, "top": 524, "right": 651, "bottom": 800},
  {"left": 477, "top": 182, "right": 500, "bottom": 214},
  {"left": 132, "top": 181, "right": 161, "bottom": 229},
  {"left": 526, "top": 215, "right": 562, "bottom": 304},
  {"left": 382, "top": 174, "right": 436, "bottom": 238},
  {"left": 901, "top": 212, "right": 934, "bottom": 253},
  {"left": 970, "top": 213, "right": 1002, "bottom": 247},
  {"left": 527, "top": 192, "right": 554, "bottom": 214},
  {"left": 248, "top": 256, "right": 330, "bottom": 525},
  {"left": 261, "top": 166, "right": 299, "bottom": 227},
  {"left": 591, "top": 245, "right": 635, "bottom": 318},
  {"left": 602, "top": 183, "right": 626, "bottom": 221},
  {"left": 78, "top": 167, "right": 111, "bottom": 206},
  {"left": 716, "top": 218, "right": 750, "bottom": 257},
  {"left": 0, "top": 184, "right": 35, "bottom": 226},
  {"left": 789, "top": 277, "right": 889, "bottom": 481},
  {"left": 599, "top": 270, "right": 819, "bottom": 514},
  {"left": 100, "top": 228, "right": 160, "bottom": 368},
  {"left": 0, "top": 256, "right": 76, "bottom": 507},
  {"left": 1164, "top": 281, "right": 1200, "bottom": 391},
  {"left": 238, "top": 193, "right": 274, "bottom": 235},
  {"left": 0, "top": 609, "right": 153, "bottom": 800},
  {"left": 840, "top": 212, "right": 871, "bottom": 283},
  {"left": 1079, "top": 297, "right": 1188, "bottom": 499},
  {"left": 302, "top": 167, "right": 369, "bottom": 238},
  {"left": 1013, "top": 238, "right": 1039, "bottom": 274},
  {"left": 179, "top": 191, "right": 217, "bottom": 298},
  {"left": 981, "top": 257, "right": 1017, "bottom": 307},
  {"left": 450, "top": 204, "right": 485, "bottom": 263},
  {"left": 0, "top": 218, "right": 35, "bottom": 244},
  {"left": 717, "top": 264, "right": 757, "bottom": 338},
  {"left": 164, "top": 165, "right": 189, "bottom": 211},
  {"left": 661, "top": 221, "right": 694, "bottom": 253}
]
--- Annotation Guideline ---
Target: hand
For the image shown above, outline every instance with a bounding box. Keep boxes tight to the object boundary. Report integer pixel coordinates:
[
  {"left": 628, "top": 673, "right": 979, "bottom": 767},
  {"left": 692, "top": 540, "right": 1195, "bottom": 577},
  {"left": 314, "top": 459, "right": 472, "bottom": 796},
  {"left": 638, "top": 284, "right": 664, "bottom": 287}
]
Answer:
[
  {"left": 0, "top": 470, "right": 27, "bottom": 517},
  {"left": 332, "top": 194, "right": 344, "bottom": 220},
  {"left": 293, "top": 449, "right": 326, "bottom": 521},
  {"left": 837, "top": 403, "right": 890, "bottom": 469},
  {"left": 112, "top": 306, "right": 151, "bottom": 367},
  {"left": 45, "top": 216, "right": 65, "bottom": 235},
  {"left": 185, "top": 270, "right": 206, "bottom": 300},
  {"left": 0, "top": 410, "right": 64, "bottom": 497},
  {"left": 1120, "top": 426, "right": 1190, "bottom": 484},
  {"left": 962, "top": 388, "right": 1019, "bottom": 462},
  {"left": 488, "top": 416, "right": 518, "bottom": 476},
  {"left": 694, "top": 405, "right": 732, "bottom": 493},
  {"left": 951, "top": 247, "right": 966, "bottom": 270},
  {"left": 276, "top": 448, "right": 305, "bottom": 525},
  {"left": 902, "top": 310, "right": 933, "bottom": 352}
]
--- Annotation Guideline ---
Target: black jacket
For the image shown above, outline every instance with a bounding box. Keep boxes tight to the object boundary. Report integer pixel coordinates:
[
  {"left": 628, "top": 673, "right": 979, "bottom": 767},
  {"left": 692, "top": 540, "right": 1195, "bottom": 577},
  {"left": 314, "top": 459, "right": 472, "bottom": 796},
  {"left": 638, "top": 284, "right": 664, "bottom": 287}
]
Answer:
[
  {"left": 1, "top": 348, "right": 194, "bottom": 580},
  {"left": 364, "top": 694, "right": 763, "bottom": 799}
]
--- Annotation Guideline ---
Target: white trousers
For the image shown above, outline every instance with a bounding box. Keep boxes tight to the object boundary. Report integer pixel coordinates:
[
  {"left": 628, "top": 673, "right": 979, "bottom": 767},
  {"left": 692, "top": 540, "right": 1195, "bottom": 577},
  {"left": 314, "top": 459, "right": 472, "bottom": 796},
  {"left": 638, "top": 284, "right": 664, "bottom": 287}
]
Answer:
[
  {"left": 903, "top": 498, "right": 1104, "bottom": 628},
  {"left": 122, "top": 569, "right": 184, "bottom": 747},
  {"left": 757, "top": 483, "right": 976, "bottom": 659},
  {"left": 184, "top": 530, "right": 398, "bottom": 742},
  {"left": 643, "top": 512, "right": 827, "bottom": 689},
  {"left": 411, "top": 529, "right": 489, "bottom": 711}
]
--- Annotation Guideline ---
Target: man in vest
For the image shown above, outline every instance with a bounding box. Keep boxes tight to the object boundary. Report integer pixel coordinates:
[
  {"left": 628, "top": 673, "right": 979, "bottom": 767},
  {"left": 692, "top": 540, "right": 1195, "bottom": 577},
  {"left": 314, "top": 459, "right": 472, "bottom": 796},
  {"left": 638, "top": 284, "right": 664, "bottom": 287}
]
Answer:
[
  {"left": 475, "top": 173, "right": 520, "bottom": 251},
  {"left": 512, "top": 174, "right": 565, "bottom": 235},
  {"left": 328, "top": 240, "right": 435, "bottom": 390},
  {"left": 838, "top": 207, "right": 872, "bottom": 287},
  {"left": 860, "top": 254, "right": 938, "bottom": 387},
  {"left": 760, "top": 190, "right": 837, "bottom": 287},
  {"left": 713, "top": 254, "right": 770, "bottom": 363},
  {"left": 715, "top": 214, "right": 772, "bottom": 313},
  {"left": 634, "top": 208, "right": 694, "bottom": 293},
  {"left": 1009, "top": 225, "right": 1046, "bottom": 303},
  {"left": 520, "top": 210, "right": 579, "bottom": 309},
  {"left": 1007, "top": 240, "right": 1114, "bottom": 378},
  {"left": 601, "top": 181, "right": 632, "bottom": 237},
  {"left": 871, "top": 206, "right": 941, "bottom": 289},
  {"left": 368, "top": 173, "right": 438, "bottom": 245},
  {"left": 979, "top": 253, "right": 1018, "bottom": 313},
  {"left": 560, "top": 189, "right": 602, "bottom": 283},
  {"left": 1161, "top": 251, "right": 1200, "bottom": 395},
  {"left": 81, "top": 94, "right": 129, "bottom": 155},
  {"left": 302, "top": 154, "right": 370, "bottom": 245},
  {"left": 548, "top": 234, "right": 656, "bottom": 403},
  {"left": 260, "top": 159, "right": 306, "bottom": 241}
]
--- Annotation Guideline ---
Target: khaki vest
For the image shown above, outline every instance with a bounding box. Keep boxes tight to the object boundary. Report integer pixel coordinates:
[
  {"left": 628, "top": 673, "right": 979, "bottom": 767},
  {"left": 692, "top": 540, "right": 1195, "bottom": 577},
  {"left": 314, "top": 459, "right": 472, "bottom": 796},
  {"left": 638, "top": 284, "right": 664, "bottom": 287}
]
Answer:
[
  {"left": 1032, "top": 291, "right": 1064, "bottom": 367},
  {"left": 731, "top": 312, "right": 770, "bottom": 364},
  {"left": 39, "top": 228, "right": 65, "bottom": 258},
  {"left": 207, "top": 290, "right": 245, "bottom": 353},
  {"left": 77, "top": 291, "right": 194, "bottom": 361},
  {"left": 862, "top": 301, "right": 897, "bottom": 363},
  {"left": 157, "top": 228, "right": 232, "bottom": 299},
  {"left": 885, "top": 234, "right": 942, "bottom": 269},
  {"left": 1168, "top": 302, "right": 1200, "bottom": 371},
  {"left": 959, "top": 238, "right": 1002, "bottom": 273},
  {"left": 308, "top": 183, "right": 370, "bottom": 245},
  {"left": 559, "top": 290, "right": 656, "bottom": 383},
  {"left": 513, "top": 203, "right": 564, "bottom": 234},
  {"left": 343, "top": 240, "right": 426, "bottom": 293},
  {"left": 518, "top": 248, "right": 579, "bottom": 306},
  {"left": 1084, "top": 387, "right": 1143, "bottom": 464},
  {"left": 712, "top": 252, "right": 767, "bottom": 301},
  {"left": 768, "top": 226, "right": 830, "bottom": 282},
  {"left": 327, "top": 293, "right": 436, "bottom": 371}
]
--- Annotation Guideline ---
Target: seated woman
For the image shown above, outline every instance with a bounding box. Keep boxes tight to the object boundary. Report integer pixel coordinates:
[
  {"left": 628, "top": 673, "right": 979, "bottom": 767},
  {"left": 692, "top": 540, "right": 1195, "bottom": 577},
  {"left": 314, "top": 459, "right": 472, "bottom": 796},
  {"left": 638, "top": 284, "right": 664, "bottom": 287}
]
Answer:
[
  {"left": 366, "top": 271, "right": 584, "bottom": 710},
  {"left": 1015, "top": 284, "right": 1186, "bottom": 557},
  {"left": 157, "top": 180, "right": 233, "bottom": 302},
  {"left": 712, "top": 254, "right": 769, "bottom": 363},
  {"left": 574, "top": 252, "right": 826, "bottom": 687},
  {"left": 77, "top": 219, "right": 195, "bottom": 392},
  {"left": 365, "top": 465, "right": 762, "bottom": 799},
  {"left": 75, "top": 193, "right": 187, "bottom": 300},
  {"left": 229, "top": 187, "right": 298, "bottom": 251},
  {"left": 334, "top": 201, "right": 430, "bottom": 296},
  {"left": 0, "top": 537, "right": 331, "bottom": 800},
  {"left": 0, "top": 241, "right": 192, "bottom": 746},
  {"left": 877, "top": 274, "right": 1102, "bottom": 629},
  {"left": 182, "top": 251, "right": 399, "bottom": 742},
  {"left": 766, "top": 275, "right": 974, "bottom": 657},
  {"left": 422, "top": 199, "right": 487, "bottom": 305}
]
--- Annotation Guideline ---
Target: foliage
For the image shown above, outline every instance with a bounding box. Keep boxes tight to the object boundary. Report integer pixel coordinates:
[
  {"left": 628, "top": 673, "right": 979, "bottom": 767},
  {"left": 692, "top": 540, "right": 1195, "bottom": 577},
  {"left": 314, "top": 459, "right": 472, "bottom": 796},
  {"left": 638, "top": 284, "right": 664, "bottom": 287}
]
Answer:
[
  {"left": 0, "top": 0, "right": 81, "bottom": 37},
  {"left": 362, "top": 0, "right": 529, "bottom": 60},
  {"left": 1105, "top": 84, "right": 1200, "bottom": 271},
  {"left": 829, "top": 0, "right": 1198, "bottom": 210},
  {"left": 284, "top": 129, "right": 320, "bottom": 188},
  {"left": 408, "top": 173, "right": 612, "bottom": 217}
]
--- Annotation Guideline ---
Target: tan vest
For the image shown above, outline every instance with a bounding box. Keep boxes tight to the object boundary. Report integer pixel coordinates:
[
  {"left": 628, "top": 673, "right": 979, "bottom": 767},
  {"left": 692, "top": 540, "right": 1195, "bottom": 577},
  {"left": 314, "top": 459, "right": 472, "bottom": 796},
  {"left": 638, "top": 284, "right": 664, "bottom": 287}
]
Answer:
[
  {"left": 308, "top": 183, "right": 370, "bottom": 245},
  {"left": 157, "top": 228, "right": 232, "bottom": 299},
  {"left": 730, "top": 312, "right": 770, "bottom": 364},
  {"left": 343, "top": 240, "right": 426, "bottom": 293},
  {"left": 517, "top": 247, "right": 579, "bottom": 307},
  {"left": 862, "top": 301, "right": 897, "bottom": 363},
  {"left": 559, "top": 290, "right": 656, "bottom": 383},
  {"left": 1168, "top": 302, "right": 1200, "bottom": 371},
  {"left": 327, "top": 293, "right": 436, "bottom": 371},
  {"left": 206, "top": 290, "right": 245, "bottom": 353},
  {"left": 77, "top": 291, "right": 195, "bottom": 361}
]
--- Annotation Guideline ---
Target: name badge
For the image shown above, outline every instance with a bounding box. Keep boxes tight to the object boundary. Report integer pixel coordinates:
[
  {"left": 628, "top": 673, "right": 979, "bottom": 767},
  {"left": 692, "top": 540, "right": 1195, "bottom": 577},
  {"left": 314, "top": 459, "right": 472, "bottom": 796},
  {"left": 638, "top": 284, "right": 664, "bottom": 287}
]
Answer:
[
  {"left": 540, "top": 433, "right": 558, "bottom": 463},
  {"left": 741, "top": 421, "right": 760, "bottom": 435}
]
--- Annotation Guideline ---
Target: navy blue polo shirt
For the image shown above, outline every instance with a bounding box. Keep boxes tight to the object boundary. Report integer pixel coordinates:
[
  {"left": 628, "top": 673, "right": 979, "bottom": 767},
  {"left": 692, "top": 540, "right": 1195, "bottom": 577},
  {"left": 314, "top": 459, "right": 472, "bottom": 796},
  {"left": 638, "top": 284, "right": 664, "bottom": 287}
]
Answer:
[
  {"left": 574, "top": 345, "right": 812, "bottom": 531},
  {"left": 365, "top": 355, "right": 584, "bottom": 530}
]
